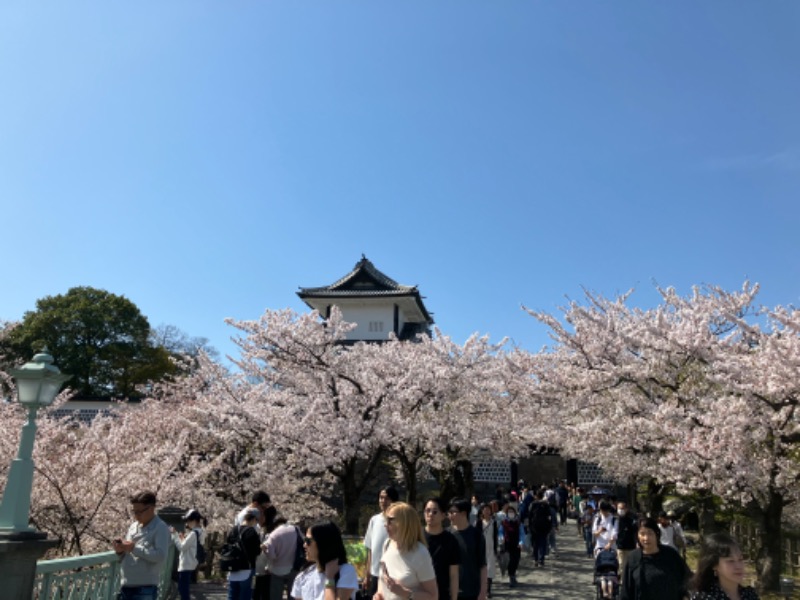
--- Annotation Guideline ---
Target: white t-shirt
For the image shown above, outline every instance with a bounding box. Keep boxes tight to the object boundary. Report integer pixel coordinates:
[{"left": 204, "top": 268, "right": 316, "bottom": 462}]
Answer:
[
  {"left": 290, "top": 563, "right": 358, "bottom": 600},
  {"left": 593, "top": 513, "right": 618, "bottom": 551},
  {"left": 659, "top": 523, "right": 676, "bottom": 547},
  {"left": 363, "top": 513, "right": 389, "bottom": 577},
  {"left": 379, "top": 541, "right": 436, "bottom": 600}
]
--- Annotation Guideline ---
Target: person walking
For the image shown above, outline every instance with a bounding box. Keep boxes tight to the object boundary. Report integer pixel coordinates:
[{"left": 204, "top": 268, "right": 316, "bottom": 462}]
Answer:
[
  {"left": 448, "top": 498, "right": 487, "bottom": 600},
  {"left": 363, "top": 486, "right": 400, "bottom": 597},
  {"left": 615, "top": 502, "right": 637, "bottom": 574},
  {"left": 478, "top": 505, "right": 497, "bottom": 597},
  {"left": 690, "top": 532, "right": 759, "bottom": 600},
  {"left": 423, "top": 498, "right": 460, "bottom": 600},
  {"left": 592, "top": 501, "right": 618, "bottom": 556},
  {"left": 620, "top": 517, "right": 690, "bottom": 600},
  {"left": 375, "top": 502, "right": 438, "bottom": 600},
  {"left": 527, "top": 492, "right": 554, "bottom": 567},
  {"left": 499, "top": 505, "right": 523, "bottom": 589}
]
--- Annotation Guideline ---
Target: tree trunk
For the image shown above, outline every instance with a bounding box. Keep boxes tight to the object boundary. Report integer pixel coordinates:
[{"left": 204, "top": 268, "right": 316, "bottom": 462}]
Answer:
[
  {"left": 639, "top": 477, "right": 664, "bottom": 517},
  {"left": 396, "top": 452, "right": 419, "bottom": 507},
  {"left": 749, "top": 489, "right": 784, "bottom": 593},
  {"left": 341, "top": 466, "right": 361, "bottom": 535},
  {"left": 335, "top": 451, "right": 384, "bottom": 535},
  {"left": 694, "top": 491, "right": 717, "bottom": 537}
]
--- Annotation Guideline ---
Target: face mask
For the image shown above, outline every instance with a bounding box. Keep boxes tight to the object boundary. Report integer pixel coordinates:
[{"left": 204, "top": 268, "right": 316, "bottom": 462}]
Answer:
[
  {"left": 507, "top": 513, "right": 517, "bottom": 520},
  {"left": 618, "top": 510, "right": 626, "bottom": 516}
]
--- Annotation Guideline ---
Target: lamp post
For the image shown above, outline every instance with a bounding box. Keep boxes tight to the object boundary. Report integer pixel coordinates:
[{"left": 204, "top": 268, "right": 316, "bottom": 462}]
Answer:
[{"left": 0, "top": 349, "right": 70, "bottom": 597}]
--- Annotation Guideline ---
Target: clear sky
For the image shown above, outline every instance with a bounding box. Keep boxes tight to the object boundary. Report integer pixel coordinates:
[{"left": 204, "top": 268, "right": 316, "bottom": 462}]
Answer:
[{"left": 1, "top": 1, "right": 798, "bottom": 364}]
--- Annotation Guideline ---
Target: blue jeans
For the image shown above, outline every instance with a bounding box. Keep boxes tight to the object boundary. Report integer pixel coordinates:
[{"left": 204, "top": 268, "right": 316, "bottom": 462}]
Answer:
[
  {"left": 229, "top": 577, "right": 253, "bottom": 600},
  {"left": 118, "top": 586, "right": 158, "bottom": 600},
  {"left": 532, "top": 533, "right": 548, "bottom": 564},
  {"left": 583, "top": 527, "right": 594, "bottom": 555}
]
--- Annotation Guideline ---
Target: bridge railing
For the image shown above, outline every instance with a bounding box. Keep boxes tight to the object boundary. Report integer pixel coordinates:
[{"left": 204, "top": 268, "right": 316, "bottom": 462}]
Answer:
[{"left": 35, "top": 545, "right": 175, "bottom": 600}]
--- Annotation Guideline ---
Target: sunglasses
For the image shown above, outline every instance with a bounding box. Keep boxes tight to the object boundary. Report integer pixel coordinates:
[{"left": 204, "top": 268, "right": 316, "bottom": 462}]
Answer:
[{"left": 303, "top": 536, "right": 314, "bottom": 545}]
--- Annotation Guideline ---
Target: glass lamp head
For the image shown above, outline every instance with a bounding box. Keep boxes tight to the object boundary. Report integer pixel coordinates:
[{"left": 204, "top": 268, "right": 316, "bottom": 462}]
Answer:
[{"left": 10, "top": 350, "right": 71, "bottom": 407}]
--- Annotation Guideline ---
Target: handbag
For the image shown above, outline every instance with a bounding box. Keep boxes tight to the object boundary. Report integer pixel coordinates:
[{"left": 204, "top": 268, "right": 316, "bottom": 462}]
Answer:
[{"left": 498, "top": 550, "right": 510, "bottom": 572}]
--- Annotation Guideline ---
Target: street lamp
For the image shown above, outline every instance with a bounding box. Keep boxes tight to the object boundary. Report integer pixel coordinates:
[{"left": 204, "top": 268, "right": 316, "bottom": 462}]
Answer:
[{"left": 0, "top": 349, "right": 71, "bottom": 534}]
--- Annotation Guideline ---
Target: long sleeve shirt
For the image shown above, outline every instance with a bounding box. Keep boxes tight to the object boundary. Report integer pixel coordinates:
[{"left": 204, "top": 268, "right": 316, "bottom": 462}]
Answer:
[
  {"left": 120, "top": 515, "right": 172, "bottom": 587},
  {"left": 264, "top": 523, "right": 299, "bottom": 576},
  {"left": 173, "top": 528, "right": 201, "bottom": 572}
]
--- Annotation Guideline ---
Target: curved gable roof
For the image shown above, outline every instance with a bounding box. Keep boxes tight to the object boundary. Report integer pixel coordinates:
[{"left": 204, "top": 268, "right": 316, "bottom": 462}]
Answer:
[{"left": 297, "top": 255, "right": 434, "bottom": 325}]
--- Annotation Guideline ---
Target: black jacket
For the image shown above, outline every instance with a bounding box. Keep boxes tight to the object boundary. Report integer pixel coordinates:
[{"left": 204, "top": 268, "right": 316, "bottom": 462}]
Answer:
[
  {"left": 616, "top": 514, "right": 638, "bottom": 550},
  {"left": 620, "top": 545, "right": 690, "bottom": 600}
]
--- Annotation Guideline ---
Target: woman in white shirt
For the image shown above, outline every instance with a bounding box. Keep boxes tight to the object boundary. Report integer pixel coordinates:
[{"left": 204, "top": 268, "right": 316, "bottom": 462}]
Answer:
[
  {"left": 375, "top": 502, "right": 438, "bottom": 600},
  {"left": 171, "top": 509, "right": 205, "bottom": 600},
  {"left": 291, "top": 521, "right": 358, "bottom": 600}
]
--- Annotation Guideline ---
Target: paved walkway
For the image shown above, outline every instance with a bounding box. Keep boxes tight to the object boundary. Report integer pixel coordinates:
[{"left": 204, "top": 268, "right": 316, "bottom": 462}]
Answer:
[{"left": 191, "top": 521, "right": 595, "bottom": 600}]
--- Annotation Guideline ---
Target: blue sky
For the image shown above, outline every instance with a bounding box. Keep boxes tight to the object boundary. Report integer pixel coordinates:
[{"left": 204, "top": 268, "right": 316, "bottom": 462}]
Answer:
[{"left": 1, "top": 1, "right": 798, "bottom": 364}]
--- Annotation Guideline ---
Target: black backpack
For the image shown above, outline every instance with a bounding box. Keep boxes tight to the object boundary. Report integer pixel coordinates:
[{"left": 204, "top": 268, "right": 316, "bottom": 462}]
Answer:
[
  {"left": 193, "top": 529, "right": 207, "bottom": 566},
  {"left": 292, "top": 526, "right": 306, "bottom": 571},
  {"left": 529, "top": 502, "right": 552, "bottom": 535},
  {"left": 218, "top": 526, "right": 249, "bottom": 572}
]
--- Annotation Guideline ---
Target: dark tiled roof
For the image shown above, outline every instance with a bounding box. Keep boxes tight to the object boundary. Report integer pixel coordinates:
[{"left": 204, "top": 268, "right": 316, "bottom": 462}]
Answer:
[
  {"left": 297, "top": 255, "right": 434, "bottom": 325},
  {"left": 298, "top": 256, "right": 416, "bottom": 294}
]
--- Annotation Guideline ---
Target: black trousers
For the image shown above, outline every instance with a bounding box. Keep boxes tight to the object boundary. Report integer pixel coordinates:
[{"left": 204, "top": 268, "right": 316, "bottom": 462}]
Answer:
[{"left": 506, "top": 546, "right": 521, "bottom": 577}]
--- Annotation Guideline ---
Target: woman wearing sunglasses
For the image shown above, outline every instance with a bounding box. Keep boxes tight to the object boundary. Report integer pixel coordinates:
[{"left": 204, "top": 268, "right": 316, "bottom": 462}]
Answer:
[
  {"left": 291, "top": 521, "right": 358, "bottom": 600},
  {"left": 376, "top": 502, "right": 438, "bottom": 600}
]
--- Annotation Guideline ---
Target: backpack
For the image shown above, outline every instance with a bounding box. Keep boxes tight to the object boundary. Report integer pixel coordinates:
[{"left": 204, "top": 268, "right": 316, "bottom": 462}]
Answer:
[
  {"left": 292, "top": 526, "right": 306, "bottom": 571},
  {"left": 594, "top": 515, "right": 617, "bottom": 538},
  {"left": 218, "top": 526, "right": 249, "bottom": 572},
  {"left": 193, "top": 529, "right": 207, "bottom": 566},
  {"left": 595, "top": 515, "right": 617, "bottom": 528},
  {"left": 528, "top": 502, "right": 552, "bottom": 535}
]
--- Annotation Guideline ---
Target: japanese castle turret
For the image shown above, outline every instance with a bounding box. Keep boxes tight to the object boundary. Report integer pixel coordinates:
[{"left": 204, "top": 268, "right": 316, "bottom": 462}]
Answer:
[{"left": 297, "top": 255, "right": 434, "bottom": 342}]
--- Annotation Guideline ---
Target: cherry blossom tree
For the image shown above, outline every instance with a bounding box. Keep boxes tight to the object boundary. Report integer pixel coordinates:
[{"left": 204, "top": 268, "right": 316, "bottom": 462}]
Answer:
[
  {"left": 222, "top": 307, "right": 392, "bottom": 533},
  {"left": 522, "top": 282, "right": 799, "bottom": 591},
  {"left": 374, "top": 331, "right": 534, "bottom": 504},
  {"left": 224, "top": 306, "right": 541, "bottom": 521}
]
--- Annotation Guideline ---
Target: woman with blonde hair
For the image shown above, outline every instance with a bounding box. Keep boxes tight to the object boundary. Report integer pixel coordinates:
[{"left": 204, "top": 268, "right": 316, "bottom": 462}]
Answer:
[{"left": 375, "top": 502, "right": 438, "bottom": 600}]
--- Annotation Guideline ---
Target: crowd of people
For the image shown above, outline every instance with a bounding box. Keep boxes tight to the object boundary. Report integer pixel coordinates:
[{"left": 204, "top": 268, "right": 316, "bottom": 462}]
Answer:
[{"left": 110, "top": 483, "right": 762, "bottom": 600}]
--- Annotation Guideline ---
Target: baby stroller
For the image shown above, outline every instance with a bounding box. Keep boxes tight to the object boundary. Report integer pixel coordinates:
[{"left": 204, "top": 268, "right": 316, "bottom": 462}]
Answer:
[{"left": 593, "top": 549, "right": 619, "bottom": 599}]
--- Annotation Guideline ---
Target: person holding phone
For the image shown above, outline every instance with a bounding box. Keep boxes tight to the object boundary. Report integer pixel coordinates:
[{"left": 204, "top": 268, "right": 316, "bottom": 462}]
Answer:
[
  {"left": 375, "top": 502, "right": 438, "bottom": 600},
  {"left": 592, "top": 501, "right": 618, "bottom": 556},
  {"left": 112, "top": 490, "right": 171, "bottom": 600}
]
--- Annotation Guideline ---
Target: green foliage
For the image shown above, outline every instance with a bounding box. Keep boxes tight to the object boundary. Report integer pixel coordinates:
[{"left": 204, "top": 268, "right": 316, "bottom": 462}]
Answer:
[
  {"left": 2, "top": 286, "right": 177, "bottom": 398},
  {"left": 344, "top": 537, "right": 368, "bottom": 581}
]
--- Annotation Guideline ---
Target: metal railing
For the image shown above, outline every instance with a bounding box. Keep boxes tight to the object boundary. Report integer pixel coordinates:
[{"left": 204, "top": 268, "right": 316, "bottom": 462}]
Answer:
[{"left": 35, "top": 545, "right": 175, "bottom": 600}]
